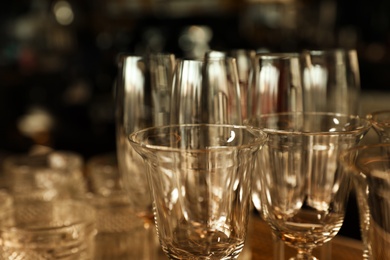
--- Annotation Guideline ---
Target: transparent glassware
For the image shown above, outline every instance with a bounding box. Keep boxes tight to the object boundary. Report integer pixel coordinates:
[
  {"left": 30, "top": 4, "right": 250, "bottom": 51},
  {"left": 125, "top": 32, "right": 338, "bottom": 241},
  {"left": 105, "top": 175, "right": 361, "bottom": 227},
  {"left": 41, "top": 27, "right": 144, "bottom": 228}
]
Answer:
[
  {"left": 0, "top": 200, "right": 96, "bottom": 259},
  {"left": 115, "top": 53, "right": 175, "bottom": 259},
  {"left": 228, "top": 49, "right": 256, "bottom": 120},
  {"left": 301, "top": 49, "right": 361, "bottom": 115},
  {"left": 245, "top": 112, "right": 371, "bottom": 260},
  {"left": 247, "top": 52, "right": 303, "bottom": 118},
  {"left": 246, "top": 52, "right": 304, "bottom": 259},
  {"left": 170, "top": 50, "right": 242, "bottom": 125},
  {"left": 366, "top": 110, "right": 390, "bottom": 143},
  {"left": 340, "top": 143, "right": 390, "bottom": 260},
  {"left": 86, "top": 153, "right": 164, "bottom": 259},
  {"left": 129, "top": 124, "right": 267, "bottom": 260},
  {"left": 2, "top": 150, "right": 86, "bottom": 202}
]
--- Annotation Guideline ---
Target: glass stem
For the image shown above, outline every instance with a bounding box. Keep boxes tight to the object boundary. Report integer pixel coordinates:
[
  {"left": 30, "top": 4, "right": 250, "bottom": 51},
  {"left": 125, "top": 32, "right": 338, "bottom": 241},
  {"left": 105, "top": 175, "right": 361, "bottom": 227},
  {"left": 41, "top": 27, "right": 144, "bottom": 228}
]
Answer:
[
  {"left": 295, "top": 248, "right": 315, "bottom": 260},
  {"left": 143, "top": 222, "right": 158, "bottom": 260}
]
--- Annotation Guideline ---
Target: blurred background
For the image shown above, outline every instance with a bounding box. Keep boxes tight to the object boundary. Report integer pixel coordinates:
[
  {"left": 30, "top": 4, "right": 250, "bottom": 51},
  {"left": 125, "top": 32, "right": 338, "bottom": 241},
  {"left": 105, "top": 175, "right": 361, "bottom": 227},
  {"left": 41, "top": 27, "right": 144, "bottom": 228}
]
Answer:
[{"left": 0, "top": 0, "right": 388, "bottom": 240}]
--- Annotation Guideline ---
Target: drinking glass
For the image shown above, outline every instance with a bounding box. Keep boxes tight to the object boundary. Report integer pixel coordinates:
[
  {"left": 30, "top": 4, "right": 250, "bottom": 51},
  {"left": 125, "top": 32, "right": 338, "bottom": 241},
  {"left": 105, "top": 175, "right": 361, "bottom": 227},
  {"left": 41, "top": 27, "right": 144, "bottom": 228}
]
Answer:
[
  {"left": 246, "top": 52, "right": 304, "bottom": 259},
  {"left": 115, "top": 53, "right": 175, "bottom": 259},
  {"left": 86, "top": 153, "right": 164, "bottom": 259},
  {"left": 129, "top": 124, "right": 267, "bottom": 259},
  {"left": 366, "top": 110, "right": 390, "bottom": 143},
  {"left": 170, "top": 50, "right": 242, "bottom": 125},
  {"left": 247, "top": 52, "right": 303, "bottom": 118},
  {"left": 301, "top": 49, "right": 361, "bottom": 115},
  {"left": 0, "top": 200, "right": 96, "bottom": 259},
  {"left": 228, "top": 49, "right": 256, "bottom": 120},
  {"left": 245, "top": 112, "right": 371, "bottom": 260},
  {"left": 2, "top": 151, "right": 86, "bottom": 202},
  {"left": 340, "top": 143, "right": 390, "bottom": 259}
]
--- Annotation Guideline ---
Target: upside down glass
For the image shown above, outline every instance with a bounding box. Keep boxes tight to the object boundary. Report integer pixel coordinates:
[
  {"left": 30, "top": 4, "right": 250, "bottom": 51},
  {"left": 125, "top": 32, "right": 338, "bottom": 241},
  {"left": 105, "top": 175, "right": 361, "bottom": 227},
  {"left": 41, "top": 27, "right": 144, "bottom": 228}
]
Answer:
[
  {"left": 129, "top": 124, "right": 267, "bottom": 259},
  {"left": 245, "top": 112, "right": 370, "bottom": 260},
  {"left": 340, "top": 143, "right": 390, "bottom": 259}
]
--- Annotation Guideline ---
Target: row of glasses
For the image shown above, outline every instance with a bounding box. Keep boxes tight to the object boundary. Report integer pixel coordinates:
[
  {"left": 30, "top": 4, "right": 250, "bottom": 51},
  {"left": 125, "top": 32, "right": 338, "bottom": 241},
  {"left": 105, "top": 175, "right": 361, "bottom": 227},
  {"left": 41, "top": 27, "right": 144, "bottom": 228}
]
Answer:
[{"left": 115, "top": 48, "right": 363, "bottom": 259}]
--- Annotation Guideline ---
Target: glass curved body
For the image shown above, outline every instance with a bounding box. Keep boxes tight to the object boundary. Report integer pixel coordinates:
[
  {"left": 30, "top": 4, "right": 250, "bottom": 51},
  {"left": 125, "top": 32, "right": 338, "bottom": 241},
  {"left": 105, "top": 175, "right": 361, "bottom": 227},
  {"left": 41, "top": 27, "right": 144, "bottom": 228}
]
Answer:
[
  {"left": 340, "top": 143, "right": 390, "bottom": 259},
  {"left": 170, "top": 51, "right": 242, "bottom": 125},
  {"left": 245, "top": 112, "right": 370, "bottom": 260},
  {"left": 301, "top": 49, "right": 360, "bottom": 115},
  {"left": 366, "top": 110, "right": 390, "bottom": 143},
  {"left": 129, "top": 124, "right": 267, "bottom": 259}
]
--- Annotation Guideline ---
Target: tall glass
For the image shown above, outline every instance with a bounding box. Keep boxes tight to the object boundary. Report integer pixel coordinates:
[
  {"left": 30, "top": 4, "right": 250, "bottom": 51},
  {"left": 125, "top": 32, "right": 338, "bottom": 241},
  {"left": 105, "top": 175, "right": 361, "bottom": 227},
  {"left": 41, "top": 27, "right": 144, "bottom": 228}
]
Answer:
[
  {"left": 301, "top": 49, "right": 361, "bottom": 115},
  {"left": 115, "top": 53, "right": 175, "bottom": 259},
  {"left": 247, "top": 52, "right": 303, "bottom": 118},
  {"left": 245, "top": 112, "right": 371, "bottom": 260},
  {"left": 340, "top": 143, "right": 390, "bottom": 259},
  {"left": 228, "top": 49, "right": 256, "bottom": 120},
  {"left": 247, "top": 52, "right": 304, "bottom": 259},
  {"left": 129, "top": 124, "right": 267, "bottom": 259},
  {"left": 170, "top": 51, "right": 242, "bottom": 125}
]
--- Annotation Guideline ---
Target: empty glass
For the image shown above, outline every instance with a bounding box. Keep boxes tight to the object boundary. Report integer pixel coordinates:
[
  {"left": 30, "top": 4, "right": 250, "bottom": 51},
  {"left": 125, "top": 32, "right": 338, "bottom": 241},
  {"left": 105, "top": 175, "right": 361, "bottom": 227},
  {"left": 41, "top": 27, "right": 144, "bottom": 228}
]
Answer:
[
  {"left": 247, "top": 52, "right": 303, "bottom": 118},
  {"left": 246, "top": 52, "right": 304, "bottom": 259},
  {"left": 170, "top": 51, "right": 242, "bottom": 125},
  {"left": 129, "top": 124, "right": 267, "bottom": 259},
  {"left": 86, "top": 153, "right": 163, "bottom": 259},
  {"left": 2, "top": 151, "right": 86, "bottom": 202},
  {"left": 115, "top": 53, "right": 176, "bottom": 259},
  {"left": 340, "top": 143, "right": 390, "bottom": 259},
  {"left": 228, "top": 49, "right": 256, "bottom": 120},
  {"left": 115, "top": 53, "right": 175, "bottom": 217},
  {"left": 245, "top": 112, "right": 370, "bottom": 260},
  {"left": 301, "top": 49, "right": 361, "bottom": 115},
  {"left": 0, "top": 200, "right": 96, "bottom": 259}
]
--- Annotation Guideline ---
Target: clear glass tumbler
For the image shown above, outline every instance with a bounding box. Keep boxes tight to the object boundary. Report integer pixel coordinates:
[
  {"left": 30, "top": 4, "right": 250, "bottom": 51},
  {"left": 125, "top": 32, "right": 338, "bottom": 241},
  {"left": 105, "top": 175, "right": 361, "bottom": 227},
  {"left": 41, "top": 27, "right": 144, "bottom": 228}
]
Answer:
[
  {"left": 129, "top": 124, "right": 267, "bottom": 259},
  {"left": 0, "top": 200, "right": 96, "bottom": 259}
]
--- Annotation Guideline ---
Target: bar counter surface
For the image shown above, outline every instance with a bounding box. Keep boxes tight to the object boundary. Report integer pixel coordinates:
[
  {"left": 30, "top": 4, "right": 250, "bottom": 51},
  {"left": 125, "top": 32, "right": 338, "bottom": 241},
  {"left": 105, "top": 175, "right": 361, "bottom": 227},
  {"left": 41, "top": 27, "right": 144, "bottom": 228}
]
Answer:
[{"left": 243, "top": 215, "right": 363, "bottom": 260}]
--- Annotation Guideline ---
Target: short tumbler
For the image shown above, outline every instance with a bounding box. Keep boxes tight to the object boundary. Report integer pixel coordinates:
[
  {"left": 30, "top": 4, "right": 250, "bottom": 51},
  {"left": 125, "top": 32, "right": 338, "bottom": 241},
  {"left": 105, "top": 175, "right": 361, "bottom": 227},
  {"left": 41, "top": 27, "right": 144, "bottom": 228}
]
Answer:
[
  {"left": 129, "top": 124, "right": 267, "bottom": 259},
  {"left": 0, "top": 200, "right": 96, "bottom": 259}
]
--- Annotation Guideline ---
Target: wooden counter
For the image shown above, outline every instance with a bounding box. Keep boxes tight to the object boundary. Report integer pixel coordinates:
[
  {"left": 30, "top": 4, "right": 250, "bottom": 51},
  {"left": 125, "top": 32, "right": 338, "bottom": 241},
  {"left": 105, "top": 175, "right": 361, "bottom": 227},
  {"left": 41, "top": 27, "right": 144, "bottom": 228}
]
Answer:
[{"left": 241, "top": 215, "right": 363, "bottom": 259}]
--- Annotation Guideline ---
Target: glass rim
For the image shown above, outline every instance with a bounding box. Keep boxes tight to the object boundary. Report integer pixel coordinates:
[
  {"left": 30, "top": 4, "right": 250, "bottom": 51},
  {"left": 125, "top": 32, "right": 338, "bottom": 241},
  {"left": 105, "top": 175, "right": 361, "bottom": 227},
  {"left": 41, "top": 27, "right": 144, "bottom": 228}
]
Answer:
[
  {"left": 366, "top": 109, "right": 390, "bottom": 118},
  {"left": 128, "top": 123, "right": 268, "bottom": 152},
  {"left": 302, "top": 48, "right": 357, "bottom": 55},
  {"left": 244, "top": 111, "right": 371, "bottom": 136},
  {"left": 255, "top": 52, "right": 299, "bottom": 59},
  {"left": 339, "top": 142, "right": 390, "bottom": 175}
]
